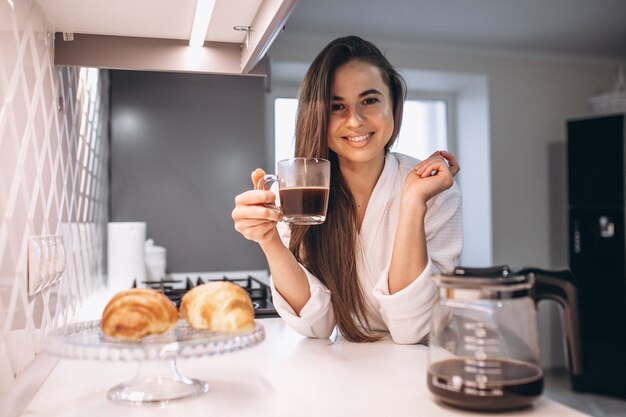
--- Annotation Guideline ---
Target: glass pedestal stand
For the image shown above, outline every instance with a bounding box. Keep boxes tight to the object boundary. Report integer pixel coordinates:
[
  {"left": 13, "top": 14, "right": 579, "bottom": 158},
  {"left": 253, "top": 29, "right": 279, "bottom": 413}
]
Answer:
[
  {"left": 45, "top": 320, "right": 265, "bottom": 405},
  {"left": 107, "top": 358, "right": 210, "bottom": 404}
]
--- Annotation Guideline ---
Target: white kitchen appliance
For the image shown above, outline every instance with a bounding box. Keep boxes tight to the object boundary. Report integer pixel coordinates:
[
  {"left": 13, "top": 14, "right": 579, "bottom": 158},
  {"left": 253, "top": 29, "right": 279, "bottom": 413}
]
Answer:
[{"left": 107, "top": 222, "right": 146, "bottom": 291}]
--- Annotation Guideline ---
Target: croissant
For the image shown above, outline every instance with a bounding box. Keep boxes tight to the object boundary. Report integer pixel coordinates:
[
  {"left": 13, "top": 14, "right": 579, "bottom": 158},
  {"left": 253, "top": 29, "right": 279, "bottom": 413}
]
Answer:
[
  {"left": 101, "top": 288, "right": 178, "bottom": 340},
  {"left": 180, "top": 282, "right": 255, "bottom": 332}
]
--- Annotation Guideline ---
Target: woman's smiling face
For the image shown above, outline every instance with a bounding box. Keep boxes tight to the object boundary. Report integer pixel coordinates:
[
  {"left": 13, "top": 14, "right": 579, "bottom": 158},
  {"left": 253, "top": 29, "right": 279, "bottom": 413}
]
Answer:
[{"left": 327, "top": 59, "right": 395, "bottom": 168}]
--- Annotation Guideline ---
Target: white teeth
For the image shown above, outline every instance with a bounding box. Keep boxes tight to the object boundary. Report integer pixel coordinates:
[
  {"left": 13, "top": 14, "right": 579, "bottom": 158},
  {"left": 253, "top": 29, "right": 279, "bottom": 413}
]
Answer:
[{"left": 346, "top": 133, "right": 371, "bottom": 142}]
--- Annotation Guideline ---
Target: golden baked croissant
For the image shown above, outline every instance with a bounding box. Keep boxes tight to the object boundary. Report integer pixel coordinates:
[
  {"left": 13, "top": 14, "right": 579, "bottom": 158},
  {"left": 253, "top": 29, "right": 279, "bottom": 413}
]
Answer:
[
  {"left": 101, "top": 288, "right": 178, "bottom": 340},
  {"left": 180, "top": 282, "right": 255, "bottom": 332}
]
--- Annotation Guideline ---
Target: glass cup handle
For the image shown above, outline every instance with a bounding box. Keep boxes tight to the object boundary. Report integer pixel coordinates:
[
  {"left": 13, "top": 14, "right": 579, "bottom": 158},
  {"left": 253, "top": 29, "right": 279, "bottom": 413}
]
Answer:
[{"left": 257, "top": 174, "right": 281, "bottom": 215}]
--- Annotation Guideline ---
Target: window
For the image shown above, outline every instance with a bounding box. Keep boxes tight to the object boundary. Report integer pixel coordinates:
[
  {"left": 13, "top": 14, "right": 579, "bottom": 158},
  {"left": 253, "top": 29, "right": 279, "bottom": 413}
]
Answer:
[
  {"left": 274, "top": 98, "right": 448, "bottom": 164},
  {"left": 392, "top": 100, "right": 448, "bottom": 160},
  {"left": 274, "top": 98, "right": 298, "bottom": 164}
]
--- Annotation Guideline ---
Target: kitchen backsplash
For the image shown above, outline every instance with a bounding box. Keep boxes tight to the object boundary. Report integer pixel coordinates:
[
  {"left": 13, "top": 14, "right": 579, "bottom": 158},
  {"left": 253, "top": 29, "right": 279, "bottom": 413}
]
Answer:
[{"left": 0, "top": 0, "right": 109, "bottom": 392}]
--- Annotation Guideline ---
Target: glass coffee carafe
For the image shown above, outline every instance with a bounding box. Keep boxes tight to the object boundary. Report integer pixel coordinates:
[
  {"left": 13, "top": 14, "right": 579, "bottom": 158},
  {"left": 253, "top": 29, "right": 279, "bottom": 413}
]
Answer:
[{"left": 427, "top": 266, "right": 581, "bottom": 411}]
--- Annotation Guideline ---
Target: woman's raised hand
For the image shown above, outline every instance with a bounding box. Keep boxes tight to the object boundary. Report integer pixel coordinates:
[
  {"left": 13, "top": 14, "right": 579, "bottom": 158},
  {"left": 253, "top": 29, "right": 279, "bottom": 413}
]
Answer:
[
  {"left": 403, "top": 150, "right": 460, "bottom": 205},
  {"left": 232, "top": 169, "right": 282, "bottom": 244}
]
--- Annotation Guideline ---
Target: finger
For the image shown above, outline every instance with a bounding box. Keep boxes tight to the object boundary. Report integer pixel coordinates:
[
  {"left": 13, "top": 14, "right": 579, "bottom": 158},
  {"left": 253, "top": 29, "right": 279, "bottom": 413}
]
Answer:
[
  {"left": 416, "top": 159, "right": 451, "bottom": 178},
  {"left": 232, "top": 204, "right": 282, "bottom": 222},
  {"left": 412, "top": 159, "right": 434, "bottom": 176},
  {"left": 414, "top": 155, "right": 447, "bottom": 176},
  {"left": 233, "top": 216, "right": 276, "bottom": 229},
  {"left": 235, "top": 189, "right": 277, "bottom": 206},
  {"left": 252, "top": 168, "right": 266, "bottom": 190},
  {"left": 413, "top": 163, "right": 454, "bottom": 189},
  {"left": 439, "top": 150, "right": 460, "bottom": 177}
]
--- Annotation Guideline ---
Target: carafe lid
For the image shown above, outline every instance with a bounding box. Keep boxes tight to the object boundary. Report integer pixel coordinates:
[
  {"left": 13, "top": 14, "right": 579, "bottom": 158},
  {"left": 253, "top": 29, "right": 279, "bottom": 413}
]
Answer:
[{"left": 432, "top": 265, "right": 533, "bottom": 299}]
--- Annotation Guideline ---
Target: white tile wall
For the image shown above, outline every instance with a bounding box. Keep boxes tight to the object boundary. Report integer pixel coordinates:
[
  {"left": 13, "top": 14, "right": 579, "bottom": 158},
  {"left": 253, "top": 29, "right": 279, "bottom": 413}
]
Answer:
[{"left": 0, "top": 0, "right": 108, "bottom": 392}]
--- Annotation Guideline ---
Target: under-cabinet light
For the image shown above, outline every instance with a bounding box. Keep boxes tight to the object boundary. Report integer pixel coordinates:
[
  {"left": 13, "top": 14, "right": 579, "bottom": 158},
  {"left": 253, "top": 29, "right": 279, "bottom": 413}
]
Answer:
[{"left": 189, "top": 0, "right": 216, "bottom": 46}]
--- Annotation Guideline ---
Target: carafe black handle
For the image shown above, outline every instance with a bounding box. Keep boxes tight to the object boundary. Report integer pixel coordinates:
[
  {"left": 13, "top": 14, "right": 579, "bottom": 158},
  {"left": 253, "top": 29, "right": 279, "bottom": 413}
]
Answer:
[
  {"left": 518, "top": 268, "right": 582, "bottom": 376},
  {"left": 453, "top": 265, "right": 514, "bottom": 277}
]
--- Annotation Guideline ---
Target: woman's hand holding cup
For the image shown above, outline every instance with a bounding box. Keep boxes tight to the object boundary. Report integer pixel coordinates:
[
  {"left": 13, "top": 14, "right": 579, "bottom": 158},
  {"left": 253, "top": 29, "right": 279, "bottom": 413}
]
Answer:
[
  {"left": 232, "top": 169, "right": 283, "bottom": 244},
  {"left": 234, "top": 157, "right": 330, "bottom": 245},
  {"left": 257, "top": 158, "right": 331, "bottom": 226}
]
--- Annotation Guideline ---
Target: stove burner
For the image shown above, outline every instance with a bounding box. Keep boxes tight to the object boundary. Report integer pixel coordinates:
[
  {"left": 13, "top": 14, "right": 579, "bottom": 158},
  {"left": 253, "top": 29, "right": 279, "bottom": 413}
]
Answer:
[{"left": 133, "top": 274, "right": 278, "bottom": 318}]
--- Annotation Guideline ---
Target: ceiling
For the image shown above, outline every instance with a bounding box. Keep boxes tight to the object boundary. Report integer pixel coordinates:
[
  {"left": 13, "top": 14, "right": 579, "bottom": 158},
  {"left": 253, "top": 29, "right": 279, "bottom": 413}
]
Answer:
[
  {"left": 36, "top": 0, "right": 626, "bottom": 60},
  {"left": 282, "top": 0, "right": 626, "bottom": 59}
]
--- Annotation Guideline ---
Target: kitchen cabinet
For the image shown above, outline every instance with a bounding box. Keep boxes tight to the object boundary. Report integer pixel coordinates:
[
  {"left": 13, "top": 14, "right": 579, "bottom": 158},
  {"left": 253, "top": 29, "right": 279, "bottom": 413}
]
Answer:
[{"left": 36, "top": 0, "right": 297, "bottom": 75}]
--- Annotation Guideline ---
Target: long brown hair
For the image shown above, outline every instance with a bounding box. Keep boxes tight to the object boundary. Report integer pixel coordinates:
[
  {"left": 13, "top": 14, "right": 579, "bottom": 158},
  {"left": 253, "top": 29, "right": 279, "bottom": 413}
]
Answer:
[{"left": 290, "top": 36, "right": 406, "bottom": 342}]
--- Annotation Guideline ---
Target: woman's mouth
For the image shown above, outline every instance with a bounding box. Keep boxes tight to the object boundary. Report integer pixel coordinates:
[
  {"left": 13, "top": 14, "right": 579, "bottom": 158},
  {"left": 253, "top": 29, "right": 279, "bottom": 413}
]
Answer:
[{"left": 345, "top": 133, "right": 373, "bottom": 143}]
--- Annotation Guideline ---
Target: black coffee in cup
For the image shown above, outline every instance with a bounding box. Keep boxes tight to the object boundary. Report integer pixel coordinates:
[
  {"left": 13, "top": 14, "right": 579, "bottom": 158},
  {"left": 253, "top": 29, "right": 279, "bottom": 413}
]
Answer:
[
  {"left": 258, "top": 158, "right": 331, "bottom": 225},
  {"left": 279, "top": 186, "right": 329, "bottom": 224},
  {"left": 427, "top": 358, "right": 544, "bottom": 411}
]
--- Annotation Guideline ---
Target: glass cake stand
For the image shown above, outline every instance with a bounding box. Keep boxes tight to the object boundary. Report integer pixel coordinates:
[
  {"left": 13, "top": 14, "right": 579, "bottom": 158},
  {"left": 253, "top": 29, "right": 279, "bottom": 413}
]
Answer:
[{"left": 44, "top": 319, "right": 265, "bottom": 405}]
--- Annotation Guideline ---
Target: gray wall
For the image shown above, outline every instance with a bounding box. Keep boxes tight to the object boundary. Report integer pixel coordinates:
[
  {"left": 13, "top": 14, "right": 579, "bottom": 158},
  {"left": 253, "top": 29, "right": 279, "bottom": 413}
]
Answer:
[{"left": 110, "top": 70, "right": 269, "bottom": 272}]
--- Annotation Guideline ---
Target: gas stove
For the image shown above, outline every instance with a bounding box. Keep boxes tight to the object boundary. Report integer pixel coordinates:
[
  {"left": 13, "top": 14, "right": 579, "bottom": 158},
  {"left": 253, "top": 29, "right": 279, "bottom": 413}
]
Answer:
[{"left": 133, "top": 270, "right": 278, "bottom": 318}]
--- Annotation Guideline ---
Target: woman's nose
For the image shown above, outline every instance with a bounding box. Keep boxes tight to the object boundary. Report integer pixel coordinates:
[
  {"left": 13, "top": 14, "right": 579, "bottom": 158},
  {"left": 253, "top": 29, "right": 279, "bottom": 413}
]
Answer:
[{"left": 346, "top": 107, "right": 364, "bottom": 127}]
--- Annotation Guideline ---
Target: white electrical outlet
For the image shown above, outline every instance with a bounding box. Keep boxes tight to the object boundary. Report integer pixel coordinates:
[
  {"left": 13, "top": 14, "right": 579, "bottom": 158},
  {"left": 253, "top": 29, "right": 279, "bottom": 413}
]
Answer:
[
  {"left": 28, "top": 235, "right": 66, "bottom": 296},
  {"left": 52, "top": 235, "right": 66, "bottom": 285}
]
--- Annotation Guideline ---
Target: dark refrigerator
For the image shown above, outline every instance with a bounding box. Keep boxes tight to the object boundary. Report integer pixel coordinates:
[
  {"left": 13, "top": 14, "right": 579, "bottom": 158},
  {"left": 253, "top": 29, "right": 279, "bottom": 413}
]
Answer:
[{"left": 567, "top": 113, "right": 626, "bottom": 397}]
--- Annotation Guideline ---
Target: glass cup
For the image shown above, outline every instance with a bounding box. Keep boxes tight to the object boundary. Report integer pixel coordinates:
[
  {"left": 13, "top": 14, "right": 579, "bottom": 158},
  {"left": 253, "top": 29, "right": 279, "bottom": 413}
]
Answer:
[{"left": 258, "top": 158, "right": 330, "bottom": 225}]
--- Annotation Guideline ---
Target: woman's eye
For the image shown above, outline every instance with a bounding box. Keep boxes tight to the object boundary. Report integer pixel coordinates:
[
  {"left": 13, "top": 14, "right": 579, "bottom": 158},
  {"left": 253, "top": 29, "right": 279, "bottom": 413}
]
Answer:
[
  {"left": 363, "top": 97, "right": 380, "bottom": 105},
  {"left": 331, "top": 103, "right": 344, "bottom": 111}
]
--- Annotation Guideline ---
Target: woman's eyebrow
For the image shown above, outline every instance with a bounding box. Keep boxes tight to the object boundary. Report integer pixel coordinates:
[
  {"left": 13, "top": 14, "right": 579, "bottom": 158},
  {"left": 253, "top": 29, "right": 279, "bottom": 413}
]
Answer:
[
  {"left": 332, "top": 89, "right": 383, "bottom": 101},
  {"left": 359, "top": 89, "right": 383, "bottom": 97}
]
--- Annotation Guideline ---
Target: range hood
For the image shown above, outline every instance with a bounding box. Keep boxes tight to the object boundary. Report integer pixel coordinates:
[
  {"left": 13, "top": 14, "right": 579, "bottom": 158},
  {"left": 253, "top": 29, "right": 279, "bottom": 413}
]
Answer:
[{"left": 36, "top": 0, "right": 298, "bottom": 76}]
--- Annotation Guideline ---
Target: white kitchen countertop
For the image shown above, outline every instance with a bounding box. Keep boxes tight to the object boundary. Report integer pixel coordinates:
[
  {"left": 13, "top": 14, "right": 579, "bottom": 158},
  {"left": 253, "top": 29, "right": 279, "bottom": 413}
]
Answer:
[{"left": 22, "top": 304, "right": 589, "bottom": 417}]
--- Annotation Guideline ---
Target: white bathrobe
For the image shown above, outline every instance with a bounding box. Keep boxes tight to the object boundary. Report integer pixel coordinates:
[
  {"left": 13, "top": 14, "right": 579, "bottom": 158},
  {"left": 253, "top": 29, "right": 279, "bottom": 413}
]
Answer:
[{"left": 270, "top": 152, "right": 463, "bottom": 344}]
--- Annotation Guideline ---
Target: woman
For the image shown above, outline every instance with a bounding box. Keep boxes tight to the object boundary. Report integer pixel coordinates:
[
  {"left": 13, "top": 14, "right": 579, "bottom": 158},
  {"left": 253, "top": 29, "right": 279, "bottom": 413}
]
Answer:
[{"left": 232, "top": 35, "right": 463, "bottom": 344}]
